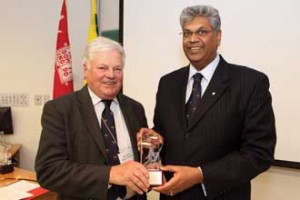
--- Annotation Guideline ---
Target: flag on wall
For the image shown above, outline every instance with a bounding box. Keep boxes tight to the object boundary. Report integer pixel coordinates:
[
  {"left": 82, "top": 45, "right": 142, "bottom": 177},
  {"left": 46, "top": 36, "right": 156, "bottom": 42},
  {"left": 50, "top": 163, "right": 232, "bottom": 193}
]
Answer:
[
  {"left": 53, "top": 0, "right": 74, "bottom": 99},
  {"left": 88, "top": 0, "right": 99, "bottom": 42},
  {"left": 83, "top": 0, "right": 100, "bottom": 86}
]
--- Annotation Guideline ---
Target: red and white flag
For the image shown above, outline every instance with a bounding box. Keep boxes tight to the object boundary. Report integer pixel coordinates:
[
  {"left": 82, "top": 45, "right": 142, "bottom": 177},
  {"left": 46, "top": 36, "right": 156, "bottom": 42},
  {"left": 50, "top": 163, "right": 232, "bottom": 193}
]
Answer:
[{"left": 53, "top": 0, "right": 74, "bottom": 99}]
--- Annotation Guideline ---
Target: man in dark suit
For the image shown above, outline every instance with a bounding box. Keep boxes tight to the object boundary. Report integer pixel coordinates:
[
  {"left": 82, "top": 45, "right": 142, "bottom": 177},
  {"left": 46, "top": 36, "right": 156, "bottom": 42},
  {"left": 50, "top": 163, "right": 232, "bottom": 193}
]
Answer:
[
  {"left": 35, "top": 37, "right": 150, "bottom": 200},
  {"left": 142, "top": 5, "right": 276, "bottom": 200}
]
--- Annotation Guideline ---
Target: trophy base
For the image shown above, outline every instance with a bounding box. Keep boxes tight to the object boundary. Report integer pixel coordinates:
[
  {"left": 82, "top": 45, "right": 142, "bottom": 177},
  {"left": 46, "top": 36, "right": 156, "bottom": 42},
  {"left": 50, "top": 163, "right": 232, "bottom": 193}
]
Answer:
[{"left": 148, "top": 170, "right": 162, "bottom": 186}]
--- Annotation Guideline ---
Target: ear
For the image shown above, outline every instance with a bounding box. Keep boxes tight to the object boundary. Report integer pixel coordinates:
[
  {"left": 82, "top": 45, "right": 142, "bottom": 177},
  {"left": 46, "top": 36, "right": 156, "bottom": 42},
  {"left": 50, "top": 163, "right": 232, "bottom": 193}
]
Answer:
[
  {"left": 83, "top": 64, "right": 88, "bottom": 71},
  {"left": 83, "top": 64, "right": 88, "bottom": 79},
  {"left": 216, "top": 30, "right": 222, "bottom": 47}
]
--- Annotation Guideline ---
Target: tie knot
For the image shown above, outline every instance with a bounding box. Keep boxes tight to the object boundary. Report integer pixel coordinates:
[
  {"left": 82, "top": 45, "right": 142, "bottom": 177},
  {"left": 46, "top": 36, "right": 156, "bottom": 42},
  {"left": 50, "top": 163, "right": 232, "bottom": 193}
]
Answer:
[
  {"left": 193, "top": 73, "right": 203, "bottom": 83},
  {"left": 102, "top": 99, "right": 112, "bottom": 108}
]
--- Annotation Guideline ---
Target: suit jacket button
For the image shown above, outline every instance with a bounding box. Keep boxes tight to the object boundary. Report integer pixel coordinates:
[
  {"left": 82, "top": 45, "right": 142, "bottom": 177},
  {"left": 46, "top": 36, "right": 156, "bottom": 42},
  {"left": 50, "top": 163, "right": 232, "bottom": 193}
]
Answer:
[{"left": 185, "top": 132, "right": 190, "bottom": 138}]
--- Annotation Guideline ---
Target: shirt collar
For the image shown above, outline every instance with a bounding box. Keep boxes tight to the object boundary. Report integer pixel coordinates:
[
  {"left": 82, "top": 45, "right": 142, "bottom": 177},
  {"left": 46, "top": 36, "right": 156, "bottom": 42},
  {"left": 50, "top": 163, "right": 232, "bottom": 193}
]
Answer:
[
  {"left": 87, "top": 87, "right": 118, "bottom": 106},
  {"left": 188, "top": 54, "right": 220, "bottom": 81}
]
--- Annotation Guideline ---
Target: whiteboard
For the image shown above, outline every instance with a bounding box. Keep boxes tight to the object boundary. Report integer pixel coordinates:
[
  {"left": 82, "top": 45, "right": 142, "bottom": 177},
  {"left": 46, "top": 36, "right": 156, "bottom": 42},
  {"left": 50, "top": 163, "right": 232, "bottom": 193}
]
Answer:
[{"left": 122, "top": 0, "right": 300, "bottom": 164}]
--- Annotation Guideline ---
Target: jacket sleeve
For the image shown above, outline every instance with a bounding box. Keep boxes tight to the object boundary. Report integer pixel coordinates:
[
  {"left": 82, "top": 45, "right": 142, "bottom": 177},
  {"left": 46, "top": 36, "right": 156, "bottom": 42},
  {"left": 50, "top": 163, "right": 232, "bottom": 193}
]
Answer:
[
  {"left": 201, "top": 73, "right": 276, "bottom": 197},
  {"left": 35, "top": 100, "right": 110, "bottom": 199}
]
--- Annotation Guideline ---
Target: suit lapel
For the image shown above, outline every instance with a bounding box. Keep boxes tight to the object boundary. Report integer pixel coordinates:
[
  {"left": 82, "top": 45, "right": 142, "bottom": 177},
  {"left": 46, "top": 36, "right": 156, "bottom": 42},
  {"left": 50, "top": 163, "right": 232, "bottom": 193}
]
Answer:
[
  {"left": 187, "top": 58, "right": 230, "bottom": 131},
  {"left": 76, "top": 86, "right": 108, "bottom": 161},
  {"left": 171, "top": 67, "right": 190, "bottom": 130}
]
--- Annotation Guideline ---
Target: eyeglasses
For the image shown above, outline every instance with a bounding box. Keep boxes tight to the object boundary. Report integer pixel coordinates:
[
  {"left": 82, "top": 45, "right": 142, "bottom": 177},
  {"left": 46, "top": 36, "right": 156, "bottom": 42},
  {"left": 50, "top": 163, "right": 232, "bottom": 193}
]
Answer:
[{"left": 180, "top": 29, "right": 214, "bottom": 38}]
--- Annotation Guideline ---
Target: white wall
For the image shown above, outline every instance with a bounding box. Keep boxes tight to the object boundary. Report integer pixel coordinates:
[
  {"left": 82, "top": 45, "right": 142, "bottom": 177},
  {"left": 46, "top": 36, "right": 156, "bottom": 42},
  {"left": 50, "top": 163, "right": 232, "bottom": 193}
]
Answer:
[
  {"left": 100, "top": 0, "right": 119, "bottom": 31},
  {"left": 0, "top": 0, "right": 89, "bottom": 170},
  {"left": 123, "top": 0, "right": 300, "bottom": 163}
]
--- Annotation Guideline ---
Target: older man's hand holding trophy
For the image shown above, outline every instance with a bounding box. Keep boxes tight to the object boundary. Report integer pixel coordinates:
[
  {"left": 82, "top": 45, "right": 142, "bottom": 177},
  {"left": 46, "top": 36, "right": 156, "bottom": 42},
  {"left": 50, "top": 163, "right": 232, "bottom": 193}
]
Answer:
[{"left": 137, "top": 128, "right": 164, "bottom": 186}]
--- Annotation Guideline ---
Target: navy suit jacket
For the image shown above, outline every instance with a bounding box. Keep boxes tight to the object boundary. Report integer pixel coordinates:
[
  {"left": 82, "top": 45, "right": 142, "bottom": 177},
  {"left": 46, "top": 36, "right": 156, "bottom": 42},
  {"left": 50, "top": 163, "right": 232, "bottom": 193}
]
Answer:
[
  {"left": 35, "top": 86, "right": 148, "bottom": 200},
  {"left": 154, "top": 56, "right": 276, "bottom": 200}
]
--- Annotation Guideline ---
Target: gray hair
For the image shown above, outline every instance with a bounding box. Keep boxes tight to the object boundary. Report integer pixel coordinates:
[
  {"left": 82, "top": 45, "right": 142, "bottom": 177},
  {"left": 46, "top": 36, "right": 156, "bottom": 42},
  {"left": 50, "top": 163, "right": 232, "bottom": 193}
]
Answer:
[
  {"left": 82, "top": 36, "right": 125, "bottom": 67},
  {"left": 180, "top": 5, "right": 221, "bottom": 31}
]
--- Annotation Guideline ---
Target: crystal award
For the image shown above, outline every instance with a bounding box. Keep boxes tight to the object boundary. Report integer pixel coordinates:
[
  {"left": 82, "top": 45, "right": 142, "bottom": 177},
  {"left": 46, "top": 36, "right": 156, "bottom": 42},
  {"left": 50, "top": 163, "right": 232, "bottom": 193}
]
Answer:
[{"left": 140, "top": 134, "right": 163, "bottom": 186}]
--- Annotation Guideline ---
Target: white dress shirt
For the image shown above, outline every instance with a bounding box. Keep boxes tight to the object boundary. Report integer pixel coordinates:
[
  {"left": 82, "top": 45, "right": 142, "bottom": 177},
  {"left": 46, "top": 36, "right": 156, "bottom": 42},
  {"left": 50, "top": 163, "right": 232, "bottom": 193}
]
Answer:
[
  {"left": 88, "top": 87, "right": 135, "bottom": 199},
  {"left": 186, "top": 54, "right": 220, "bottom": 102}
]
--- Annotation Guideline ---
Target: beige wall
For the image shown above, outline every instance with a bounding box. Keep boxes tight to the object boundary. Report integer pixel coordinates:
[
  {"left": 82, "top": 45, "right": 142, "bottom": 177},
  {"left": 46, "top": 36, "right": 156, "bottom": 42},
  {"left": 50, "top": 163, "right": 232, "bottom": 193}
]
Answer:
[
  {"left": 0, "top": 0, "right": 88, "bottom": 171},
  {"left": 0, "top": 0, "right": 118, "bottom": 171},
  {"left": 252, "top": 166, "right": 300, "bottom": 200}
]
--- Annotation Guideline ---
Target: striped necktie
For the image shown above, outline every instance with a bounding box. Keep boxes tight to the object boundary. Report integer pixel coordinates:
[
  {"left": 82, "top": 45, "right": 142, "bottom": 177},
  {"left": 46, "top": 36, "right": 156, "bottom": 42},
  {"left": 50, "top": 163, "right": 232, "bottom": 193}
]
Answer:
[
  {"left": 185, "top": 73, "right": 203, "bottom": 124},
  {"left": 101, "top": 100, "right": 126, "bottom": 199}
]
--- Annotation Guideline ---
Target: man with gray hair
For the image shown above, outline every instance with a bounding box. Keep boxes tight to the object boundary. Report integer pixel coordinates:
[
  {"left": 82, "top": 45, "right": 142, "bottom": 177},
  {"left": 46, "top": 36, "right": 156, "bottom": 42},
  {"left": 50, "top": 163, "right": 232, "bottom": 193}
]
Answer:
[
  {"left": 36, "top": 36, "right": 150, "bottom": 200},
  {"left": 141, "top": 4, "right": 276, "bottom": 200}
]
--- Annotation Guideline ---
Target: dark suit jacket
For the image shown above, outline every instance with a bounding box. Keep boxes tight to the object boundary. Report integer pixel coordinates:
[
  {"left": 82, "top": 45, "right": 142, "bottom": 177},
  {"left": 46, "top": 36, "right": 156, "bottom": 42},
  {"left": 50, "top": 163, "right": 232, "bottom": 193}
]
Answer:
[
  {"left": 35, "top": 86, "right": 148, "bottom": 200},
  {"left": 153, "top": 56, "right": 276, "bottom": 200}
]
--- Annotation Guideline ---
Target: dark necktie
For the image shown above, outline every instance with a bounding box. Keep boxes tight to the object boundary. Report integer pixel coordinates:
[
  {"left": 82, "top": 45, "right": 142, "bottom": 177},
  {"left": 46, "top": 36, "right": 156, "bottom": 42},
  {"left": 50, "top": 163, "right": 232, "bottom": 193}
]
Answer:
[
  {"left": 185, "top": 73, "right": 203, "bottom": 124},
  {"left": 101, "top": 100, "right": 126, "bottom": 199}
]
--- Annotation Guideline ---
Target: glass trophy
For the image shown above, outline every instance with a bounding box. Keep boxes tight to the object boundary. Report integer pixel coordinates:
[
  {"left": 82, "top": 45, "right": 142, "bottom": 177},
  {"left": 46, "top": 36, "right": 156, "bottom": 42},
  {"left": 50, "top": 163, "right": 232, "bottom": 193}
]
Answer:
[{"left": 140, "top": 134, "right": 163, "bottom": 186}]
